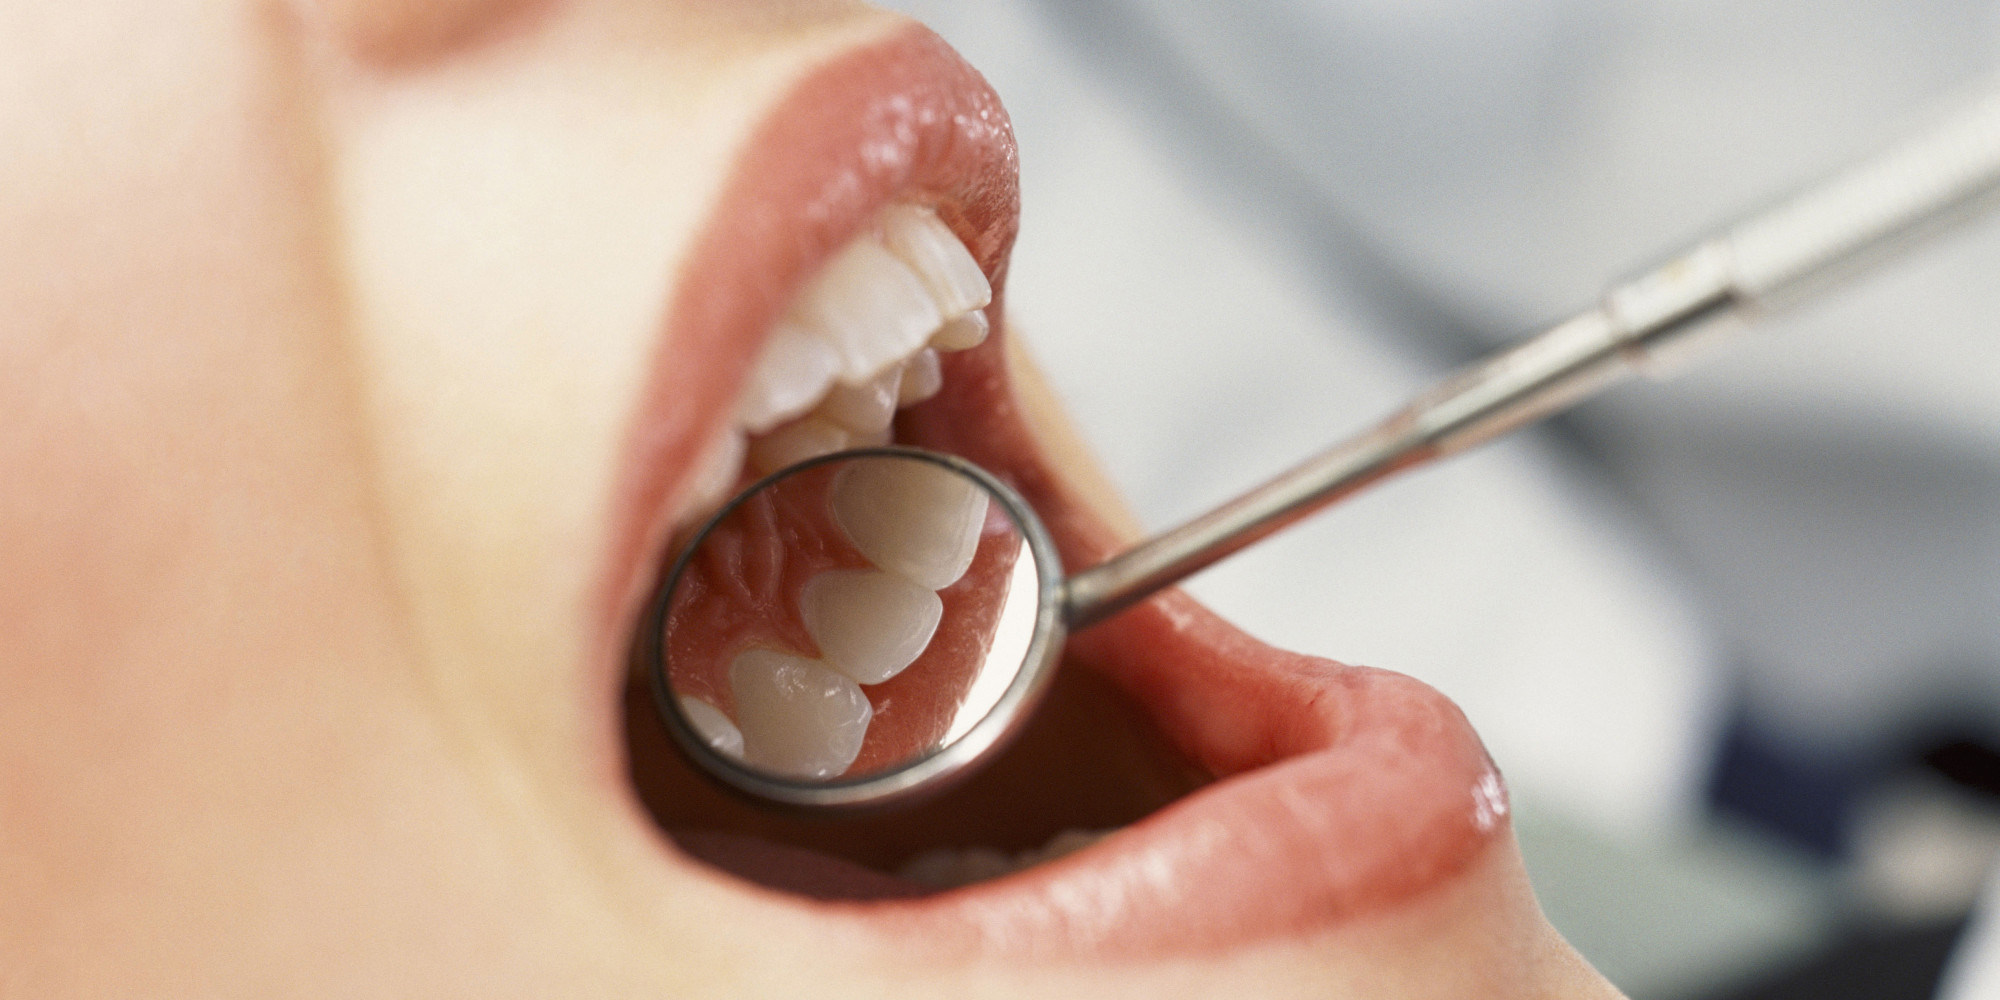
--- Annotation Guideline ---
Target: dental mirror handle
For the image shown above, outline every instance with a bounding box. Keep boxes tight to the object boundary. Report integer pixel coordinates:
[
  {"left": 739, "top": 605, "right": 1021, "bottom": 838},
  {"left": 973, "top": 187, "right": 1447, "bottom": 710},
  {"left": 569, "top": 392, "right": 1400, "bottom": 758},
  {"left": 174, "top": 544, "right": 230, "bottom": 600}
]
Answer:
[{"left": 1061, "top": 87, "right": 2000, "bottom": 630}]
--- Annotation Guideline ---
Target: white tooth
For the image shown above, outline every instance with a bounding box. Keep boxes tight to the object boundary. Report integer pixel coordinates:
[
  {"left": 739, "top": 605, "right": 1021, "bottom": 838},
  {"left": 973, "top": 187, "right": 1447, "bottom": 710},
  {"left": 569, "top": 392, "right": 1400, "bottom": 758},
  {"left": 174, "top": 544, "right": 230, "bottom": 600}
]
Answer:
[
  {"left": 849, "top": 426, "right": 892, "bottom": 449},
  {"left": 747, "top": 416, "right": 851, "bottom": 475},
  {"left": 799, "top": 569, "right": 943, "bottom": 685},
  {"left": 817, "top": 363, "right": 901, "bottom": 434},
  {"left": 897, "top": 846, "right": 1016, "bottom": 889},
  {"left": 879, "top": 204, "right": 992, "bottom": 317},
  {"left": 897, "top": 349, "right": 943, "bottom": 405},
  {"left": 831, "top": 457, "right": 988, "bottom": 590},
  {"left": 930, "top": 310, "right": 989, "bottom": 352},
  {"left": 789, "top": 238, "right": 942, "bottom": 386},
  {"left": 1020, "top": 828, "right": 1110, "bottom": 867},
  {"left": 682, "top": 428, "right": 747, "bottom": 516},
  {"left": 677, "top": 696, "right": 745, "bottom": 761},
  {"left": 728, "top": 648, "right": 871, "bottom": 780},
  {"left": 736, "top": 322, "right": 844, "bottom": 435}
]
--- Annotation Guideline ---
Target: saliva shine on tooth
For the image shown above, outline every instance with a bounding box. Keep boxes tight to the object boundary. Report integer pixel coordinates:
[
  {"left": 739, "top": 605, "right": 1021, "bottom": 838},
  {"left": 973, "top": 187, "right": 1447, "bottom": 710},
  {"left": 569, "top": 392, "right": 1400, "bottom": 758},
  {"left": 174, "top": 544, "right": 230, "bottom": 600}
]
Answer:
[
  {"left": 728, "top": 648, "right": 872, "bottom": 780},
  {"left": 677, "top": 695, "right": 746, "bottom": 760}
]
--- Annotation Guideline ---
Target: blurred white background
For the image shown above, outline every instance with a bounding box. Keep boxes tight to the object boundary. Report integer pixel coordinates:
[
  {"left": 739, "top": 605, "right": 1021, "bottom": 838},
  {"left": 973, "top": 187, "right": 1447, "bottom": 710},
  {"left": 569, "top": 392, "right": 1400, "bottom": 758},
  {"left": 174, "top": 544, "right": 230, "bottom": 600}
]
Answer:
[{"left": 879, "top": 2, "right": 2000, "bottom": 996}]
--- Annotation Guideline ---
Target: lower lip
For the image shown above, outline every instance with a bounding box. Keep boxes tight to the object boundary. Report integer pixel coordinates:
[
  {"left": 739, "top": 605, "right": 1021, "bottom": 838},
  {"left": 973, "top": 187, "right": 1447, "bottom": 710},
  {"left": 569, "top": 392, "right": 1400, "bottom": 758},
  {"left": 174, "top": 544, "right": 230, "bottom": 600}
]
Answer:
[{"left": 804, "top": 342, "right": 1512, "bottom": 959}]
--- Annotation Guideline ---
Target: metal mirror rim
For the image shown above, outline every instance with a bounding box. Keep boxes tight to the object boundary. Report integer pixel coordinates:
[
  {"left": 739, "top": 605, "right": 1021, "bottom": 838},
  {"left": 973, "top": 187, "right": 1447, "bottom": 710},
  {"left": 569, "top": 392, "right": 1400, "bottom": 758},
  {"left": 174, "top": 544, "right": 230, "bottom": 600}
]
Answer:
[{"left": 635, "top": 446, "right": 1068, "bottom": 811}]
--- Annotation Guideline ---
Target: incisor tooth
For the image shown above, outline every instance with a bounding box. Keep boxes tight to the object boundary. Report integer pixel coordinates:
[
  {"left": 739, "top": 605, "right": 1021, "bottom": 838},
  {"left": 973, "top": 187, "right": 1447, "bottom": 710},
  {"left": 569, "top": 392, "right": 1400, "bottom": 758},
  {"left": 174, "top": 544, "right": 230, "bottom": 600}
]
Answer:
[
  {"left": 737, "top": 323, "right": 844, "bottom": 434},
  {"left": 930, "top": 309, "right": 989, "bottom": 351},
  {"left": 831, "top": 457, "right": 988, "bottom": 590},
  {"left": 729, "top": 649, "right": 871, "bottom": 779},
  {"left": 898, "top": 349, "right": 943, "bottom": 405},
  {"left": 677, "top": 696, "right": 745, "bottom": 760},
  {"left": 748, "top": 416, "right": 851, "bottom": 475},
  {"left": 879, "top": 204, "right": 992, "bottom": 317},
  {"left": 818, "top": 363, "right": 901, "bottom": 434},
  {"left": 799, "top": 569, "right": 943, "bottom": 685},
  {"left": 789, "top": 239, "right": 942, "bottom": 386}
]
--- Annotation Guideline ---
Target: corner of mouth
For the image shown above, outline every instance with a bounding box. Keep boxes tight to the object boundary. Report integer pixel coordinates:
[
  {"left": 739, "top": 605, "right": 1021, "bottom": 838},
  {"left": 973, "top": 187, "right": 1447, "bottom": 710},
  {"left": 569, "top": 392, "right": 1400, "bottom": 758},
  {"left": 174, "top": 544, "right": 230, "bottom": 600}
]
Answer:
[{"left": 599, "top": 20, "right": 1513, "bottom": 964}]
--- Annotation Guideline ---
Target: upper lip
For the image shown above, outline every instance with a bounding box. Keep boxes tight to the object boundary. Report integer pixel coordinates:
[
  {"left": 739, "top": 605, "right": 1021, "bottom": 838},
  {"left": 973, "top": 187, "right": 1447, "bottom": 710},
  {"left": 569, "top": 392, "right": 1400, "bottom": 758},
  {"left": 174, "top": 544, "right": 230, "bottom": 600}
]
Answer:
[{"left": 605, "top": 22, "right": 1508, "bottom": 962}]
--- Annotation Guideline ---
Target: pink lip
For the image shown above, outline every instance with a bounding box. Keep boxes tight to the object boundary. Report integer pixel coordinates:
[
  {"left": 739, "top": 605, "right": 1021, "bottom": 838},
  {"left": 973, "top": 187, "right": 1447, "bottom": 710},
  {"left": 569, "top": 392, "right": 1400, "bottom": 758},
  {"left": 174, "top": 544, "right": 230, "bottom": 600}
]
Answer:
[{"left": 602, "top": 23, "right": 1508, "bottom": 962}]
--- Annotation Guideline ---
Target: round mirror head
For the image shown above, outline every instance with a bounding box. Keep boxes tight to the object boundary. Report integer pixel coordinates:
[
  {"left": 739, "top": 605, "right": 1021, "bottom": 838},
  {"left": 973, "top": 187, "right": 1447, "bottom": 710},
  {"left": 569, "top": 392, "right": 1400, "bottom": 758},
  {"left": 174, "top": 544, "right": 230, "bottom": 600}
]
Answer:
[{"left": 639, "top": 448, "right": 1065, "bottom": 810}]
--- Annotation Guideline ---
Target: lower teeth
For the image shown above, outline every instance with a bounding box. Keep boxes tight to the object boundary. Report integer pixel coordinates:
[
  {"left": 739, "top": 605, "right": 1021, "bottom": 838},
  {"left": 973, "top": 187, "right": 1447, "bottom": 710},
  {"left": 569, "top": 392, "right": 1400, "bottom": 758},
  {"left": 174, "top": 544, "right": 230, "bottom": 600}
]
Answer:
[{"left": 897, "top": 828, "right": 1114, "bottom": 889}]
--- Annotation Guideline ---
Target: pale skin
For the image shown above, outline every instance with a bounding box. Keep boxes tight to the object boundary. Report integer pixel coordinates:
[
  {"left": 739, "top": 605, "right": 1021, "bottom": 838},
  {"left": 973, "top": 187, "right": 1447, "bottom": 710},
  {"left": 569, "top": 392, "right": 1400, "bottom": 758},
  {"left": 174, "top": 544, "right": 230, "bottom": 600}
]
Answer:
[{"left": 0, "top": 1, "right": 1623, "bottom": 996}]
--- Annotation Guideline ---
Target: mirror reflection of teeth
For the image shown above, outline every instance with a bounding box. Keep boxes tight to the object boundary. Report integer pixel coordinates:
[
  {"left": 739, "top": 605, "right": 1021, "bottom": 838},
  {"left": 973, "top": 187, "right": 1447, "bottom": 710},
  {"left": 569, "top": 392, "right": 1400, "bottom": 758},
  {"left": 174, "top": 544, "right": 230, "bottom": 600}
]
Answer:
[
  {"left": 799, "top": 569, "right": 943, "bottom": 686},
  {"left": 684, "top": 203, "right": 991, "bottom": 507},
  {"left": 676, "top": 695, "right": 745, "bottom": 761},
  {"left": 727, "top": 649, "right": 873, "bottom": 780},
  {"left": 689, "top": 457, "right": 994, "bottom": 779},
  {"left": 830, "top": 458, "right": 988, "bottom": 592}
]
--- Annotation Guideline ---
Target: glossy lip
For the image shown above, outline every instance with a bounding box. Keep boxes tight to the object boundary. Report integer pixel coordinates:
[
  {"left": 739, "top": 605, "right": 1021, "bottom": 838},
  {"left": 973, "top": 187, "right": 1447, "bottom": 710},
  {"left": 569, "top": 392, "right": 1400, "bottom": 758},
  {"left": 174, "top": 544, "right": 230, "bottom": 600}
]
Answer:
[{"left": 602, "top": 22, "right": 1508, "bottom": 962}]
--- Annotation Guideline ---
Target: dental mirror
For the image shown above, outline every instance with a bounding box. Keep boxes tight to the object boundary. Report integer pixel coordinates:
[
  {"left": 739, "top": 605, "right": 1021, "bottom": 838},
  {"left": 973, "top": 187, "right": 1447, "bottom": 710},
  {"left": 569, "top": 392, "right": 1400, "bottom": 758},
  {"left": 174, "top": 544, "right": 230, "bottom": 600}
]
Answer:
[
  {"left": 638, "top": 448, "right": 1064, "bottom": 809},
  {"left": 639, "top": 87, "right": 2000, "bottom": 810}
]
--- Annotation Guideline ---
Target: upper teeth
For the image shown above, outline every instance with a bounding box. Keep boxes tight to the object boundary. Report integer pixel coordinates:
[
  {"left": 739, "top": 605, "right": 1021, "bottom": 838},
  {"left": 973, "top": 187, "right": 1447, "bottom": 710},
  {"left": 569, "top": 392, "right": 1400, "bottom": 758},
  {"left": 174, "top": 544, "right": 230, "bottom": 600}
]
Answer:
[{"left": 686, "top": 204, "right": 992, "bottom": 518}]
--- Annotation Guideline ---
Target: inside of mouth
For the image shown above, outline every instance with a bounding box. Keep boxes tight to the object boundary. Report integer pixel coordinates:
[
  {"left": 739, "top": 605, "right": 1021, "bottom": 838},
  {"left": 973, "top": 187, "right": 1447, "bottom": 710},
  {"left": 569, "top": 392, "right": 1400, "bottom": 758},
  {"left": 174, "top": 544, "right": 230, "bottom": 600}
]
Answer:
[{"left": 624, "top": 203, "right": 1212, "bottom": 899}]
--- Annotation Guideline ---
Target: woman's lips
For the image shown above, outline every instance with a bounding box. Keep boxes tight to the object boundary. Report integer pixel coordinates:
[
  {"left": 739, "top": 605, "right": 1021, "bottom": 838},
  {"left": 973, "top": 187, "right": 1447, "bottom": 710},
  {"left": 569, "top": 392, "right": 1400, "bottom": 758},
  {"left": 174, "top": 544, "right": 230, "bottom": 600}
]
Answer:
[
  {"left": 609, "top": 21, "right": 1508, "bottom": 962},
  {"left": 602, "top": 22, "right": 1019, "bottom": 657}
]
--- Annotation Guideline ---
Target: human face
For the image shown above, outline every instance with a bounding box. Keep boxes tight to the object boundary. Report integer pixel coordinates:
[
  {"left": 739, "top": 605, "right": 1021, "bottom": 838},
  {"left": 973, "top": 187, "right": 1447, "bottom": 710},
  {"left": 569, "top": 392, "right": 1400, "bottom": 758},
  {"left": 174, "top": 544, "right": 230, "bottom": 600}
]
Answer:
[{"left": 0, "top": 0, "right": 1621, "bottom": 995}]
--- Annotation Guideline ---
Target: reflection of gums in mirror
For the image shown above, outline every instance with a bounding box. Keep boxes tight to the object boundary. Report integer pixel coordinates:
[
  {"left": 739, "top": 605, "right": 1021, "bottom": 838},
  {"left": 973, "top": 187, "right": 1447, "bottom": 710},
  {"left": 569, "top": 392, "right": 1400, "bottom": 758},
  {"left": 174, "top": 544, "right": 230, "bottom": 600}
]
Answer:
[{"left": 665, "top": 461, "right": 1021, "bottom": 777}]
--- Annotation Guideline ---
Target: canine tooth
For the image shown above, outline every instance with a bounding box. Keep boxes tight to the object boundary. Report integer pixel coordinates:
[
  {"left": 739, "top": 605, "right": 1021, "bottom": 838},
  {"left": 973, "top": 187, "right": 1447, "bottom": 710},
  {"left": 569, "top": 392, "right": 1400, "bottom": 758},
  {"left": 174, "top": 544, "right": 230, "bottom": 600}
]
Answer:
[
  {"left": 879, "top": 204, "right": 991, "bottom": 317},
  {"left": 789, "top": 239, "right": 941, "bottom": 385},
  {"left": 748, "top": 416, "right": 851, "bottom": 475},
  {"left": 897, "top": 349, "right": 943, "bottom": 405},
  {"left": 683, "top": 428, "right": 747, "bottom": 516},
  {"left": 677, "top": 696, "right": 745, "bottom": 761},
  {"left": 818, "top": 364, "right": 901, "bottom": 434},
  {"left": 728, "top": 648, "right": 871, "bottom": 779},
  {"left": 930, "top": 310, "right": 989, "bottom": 352},
  {"left": 799, "top": 569, "right": 943, "bottom": 685},
  {"left": 831, "top": 457, "right": 988, "bottom": 590},
  {"left": 737, "top": 323, "right": 843, "bottom": 435}
]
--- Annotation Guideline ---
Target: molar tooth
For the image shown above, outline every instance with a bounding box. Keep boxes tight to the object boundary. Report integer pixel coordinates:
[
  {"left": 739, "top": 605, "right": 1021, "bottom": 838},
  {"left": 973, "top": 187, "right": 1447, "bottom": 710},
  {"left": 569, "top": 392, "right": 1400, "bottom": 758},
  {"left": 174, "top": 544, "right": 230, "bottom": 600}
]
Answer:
[
  {"left": 897, "top": 349, "right": 943, "bottom": 405},
  {"left": 748, "top": 415, "right": 851, "bottom": 475},
  {"left": 879, "top": 204, "right": 992, "bottom": 317},
  {"left": 736, "top": 323, "right": 843, "bottom": 435},
  {"left": 831, "top": 458, "right": 988, "bottom": 590},
  {"left": 799, "top": 569, "right": 943, "bottom": 685},
  {"left": 728, "top": 649, "right": 871, "bottom": 779},
  {"left": 930, "top": 310, "right": 989, "bottom": 352},
  {"left": 817, "top": 363, "right": 901, "bottom": 434},
  {"left": 789, "top": 238, "right": 942, "bottom": 386},
  {"left": 677, "top": 696, "right": 745, "bottom": 761}
]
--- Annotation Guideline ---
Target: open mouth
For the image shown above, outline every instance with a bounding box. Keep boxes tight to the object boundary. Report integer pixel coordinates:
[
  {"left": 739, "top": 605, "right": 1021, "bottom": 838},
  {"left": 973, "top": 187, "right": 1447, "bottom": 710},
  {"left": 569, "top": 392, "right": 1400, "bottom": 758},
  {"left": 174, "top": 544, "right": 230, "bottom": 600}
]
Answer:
[{"left": 607, "top": 24, "right": 1510, "bottom": 962}]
